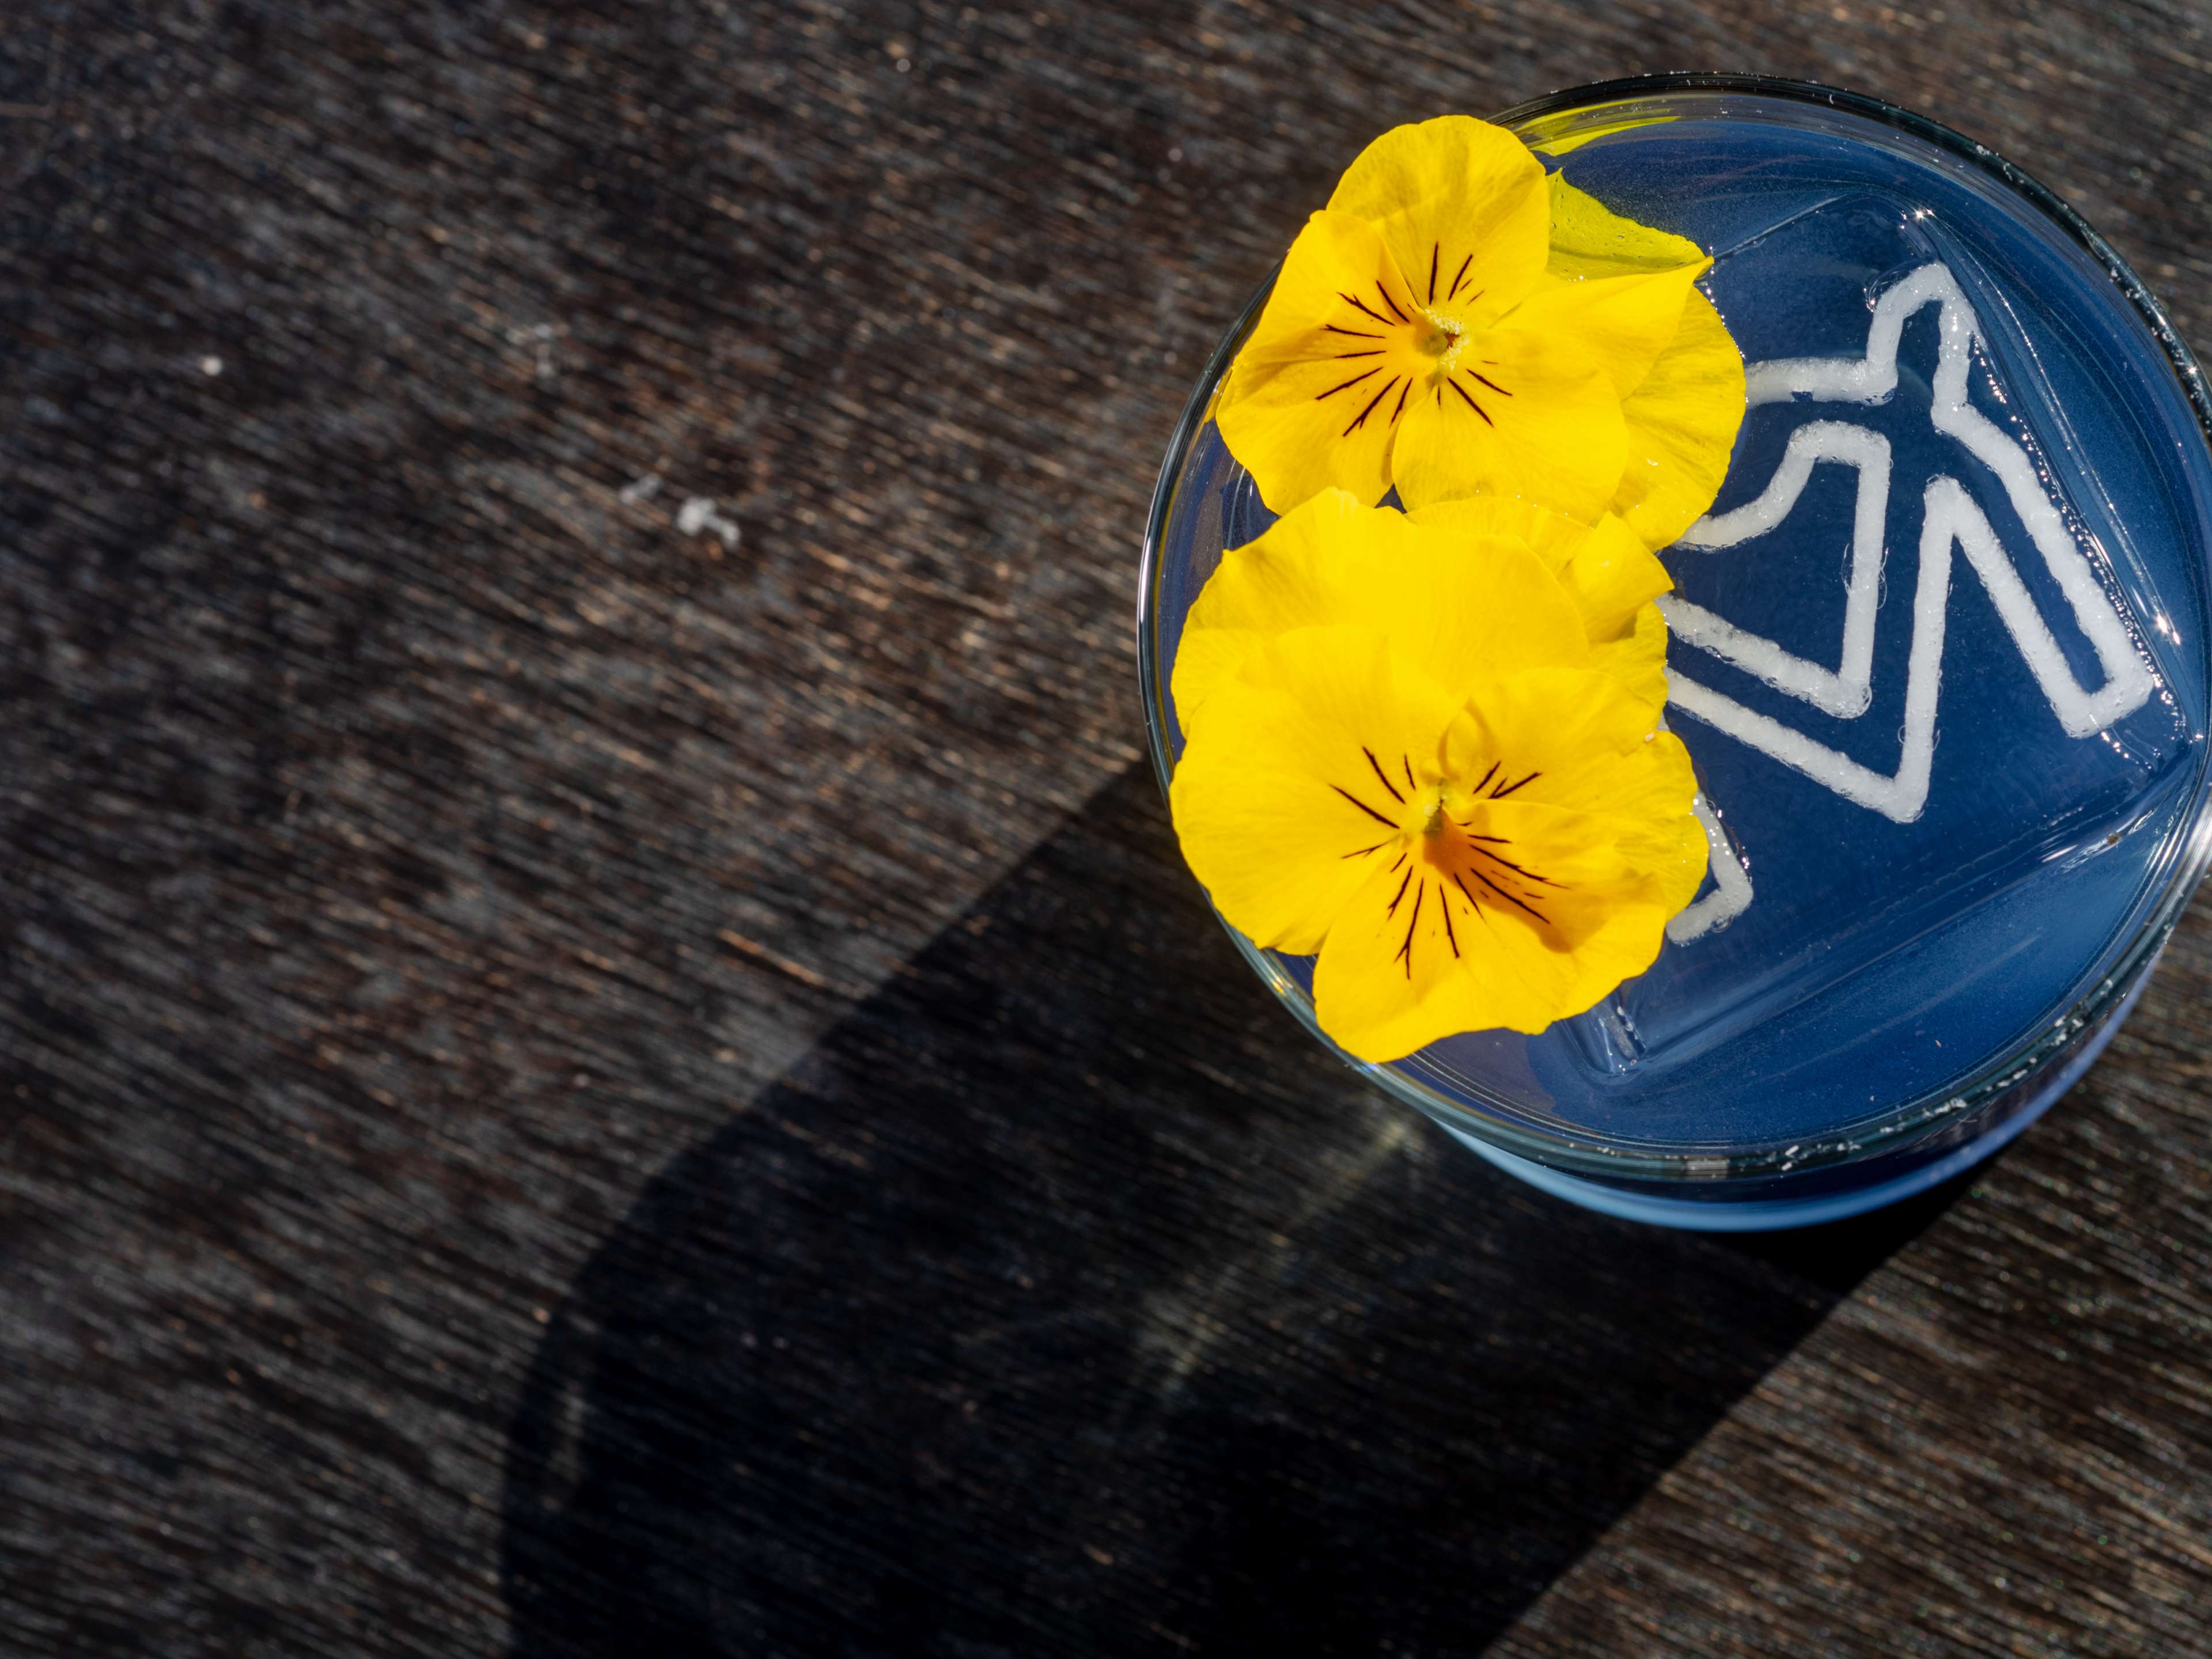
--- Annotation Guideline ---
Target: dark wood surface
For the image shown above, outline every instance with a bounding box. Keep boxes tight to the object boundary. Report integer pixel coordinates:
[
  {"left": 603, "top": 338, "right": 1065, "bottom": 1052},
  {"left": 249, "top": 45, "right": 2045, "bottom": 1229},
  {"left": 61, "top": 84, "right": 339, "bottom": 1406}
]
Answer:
[{"left": 6, "top": 3, "right": 2212, "bottom": 1654}]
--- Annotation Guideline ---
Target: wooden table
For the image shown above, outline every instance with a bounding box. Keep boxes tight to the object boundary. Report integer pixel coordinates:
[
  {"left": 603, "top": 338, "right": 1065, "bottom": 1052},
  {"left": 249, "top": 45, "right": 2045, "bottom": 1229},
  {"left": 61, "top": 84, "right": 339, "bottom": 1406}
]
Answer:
[{"left": 6, "top": 3, "right": 2211, "bottom": 1654}]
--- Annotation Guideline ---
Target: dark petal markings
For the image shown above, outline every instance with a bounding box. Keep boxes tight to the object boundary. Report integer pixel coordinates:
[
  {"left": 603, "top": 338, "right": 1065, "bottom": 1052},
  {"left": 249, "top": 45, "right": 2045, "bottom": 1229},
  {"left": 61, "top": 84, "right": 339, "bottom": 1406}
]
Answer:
[
  {"left": 1343, "top": 377, "right": 1399, "bottom": 435},
  {"left": 1446, "top": 377, "right": 1494, "bottom": 426},
  {"left": 1385, "top": 866, "right": 1414, "bottom": 918},
  {"left": 1395, "top": 881, "right": 1426, "bottom": 975},
  {"left": 1363, "top": 747, "right": 1406, "bottom": 803},
  {"left": 1339, "top": 291, "right": 1396, "bottom": 327},
  {"left": 1331, "top": 783, "right": 1399, "bottom": 828},
  {"left": 1313, "top": 366, "right": 1381, "bottom": 402}
]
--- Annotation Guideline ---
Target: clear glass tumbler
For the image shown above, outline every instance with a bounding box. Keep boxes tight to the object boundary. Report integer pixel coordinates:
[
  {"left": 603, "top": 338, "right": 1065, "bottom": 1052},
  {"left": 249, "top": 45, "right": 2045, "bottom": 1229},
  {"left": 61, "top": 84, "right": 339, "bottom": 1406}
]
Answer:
[{"left": 1138, "top": 75, "right": 2212, "bottom": 1229}]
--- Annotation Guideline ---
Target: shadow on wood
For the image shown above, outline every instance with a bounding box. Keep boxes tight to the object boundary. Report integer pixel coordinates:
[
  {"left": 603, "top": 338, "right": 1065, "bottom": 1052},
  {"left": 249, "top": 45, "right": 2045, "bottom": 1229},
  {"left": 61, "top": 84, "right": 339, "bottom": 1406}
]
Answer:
[{"left": 499, "top": 762, "right": 1967, "bottom": 1657}]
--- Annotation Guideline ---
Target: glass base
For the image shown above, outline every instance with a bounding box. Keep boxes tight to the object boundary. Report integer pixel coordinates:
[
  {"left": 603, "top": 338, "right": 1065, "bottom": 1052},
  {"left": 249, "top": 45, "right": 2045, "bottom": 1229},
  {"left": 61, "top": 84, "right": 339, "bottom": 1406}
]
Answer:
[{"left": 1438, "top": 971, "right": 2146, "bottom": 1232}]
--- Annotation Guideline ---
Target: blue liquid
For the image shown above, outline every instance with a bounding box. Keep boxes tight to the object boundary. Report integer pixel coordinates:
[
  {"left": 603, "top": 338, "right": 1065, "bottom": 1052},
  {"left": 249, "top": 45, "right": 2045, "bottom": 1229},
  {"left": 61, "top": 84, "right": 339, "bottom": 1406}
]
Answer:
[{"left": 1148, "top": 94, "right": 2212, "bottom": 1198}]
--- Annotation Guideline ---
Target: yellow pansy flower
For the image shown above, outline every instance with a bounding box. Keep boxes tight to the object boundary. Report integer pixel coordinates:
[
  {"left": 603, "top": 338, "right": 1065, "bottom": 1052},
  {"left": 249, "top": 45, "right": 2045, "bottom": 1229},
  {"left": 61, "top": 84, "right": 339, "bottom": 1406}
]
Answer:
[
  {"left": 1213, "top": 115, "right": 1744, "bottom": 544},
  {"left": 1168, "top": 498, "right": 1708, "bottom": 1062}
]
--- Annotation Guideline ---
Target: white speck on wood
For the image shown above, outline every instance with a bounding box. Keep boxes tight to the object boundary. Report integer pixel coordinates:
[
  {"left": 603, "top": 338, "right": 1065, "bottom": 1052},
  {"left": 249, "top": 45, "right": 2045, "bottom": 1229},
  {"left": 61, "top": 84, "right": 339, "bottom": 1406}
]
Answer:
[{"left": 677, "top": 497, "right": 741, "bottom": 550}]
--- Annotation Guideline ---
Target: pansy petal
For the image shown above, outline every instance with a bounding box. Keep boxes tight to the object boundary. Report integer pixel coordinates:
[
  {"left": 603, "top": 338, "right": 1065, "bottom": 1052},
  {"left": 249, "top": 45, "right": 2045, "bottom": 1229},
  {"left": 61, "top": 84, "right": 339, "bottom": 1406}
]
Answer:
[
  {"left": 1175, "top": 491, "right": 1589, "bottom": 725},
  {"left": 1586, "top": 599, "right": 1671, "bottom": 715},
  {"left": 1169, "top": 627, "right": 1460, "bottom": 955},
  {"left": 1540, "top": 173, "right": 1747, "bottom": 547},
  {"left": 1478, "top": 797, "right": 1711, "bottom": 907},
  {"left": 1530, "top": 112, "right": 1678, "bottom": 161},
  {"left": 1427, "top": 677, "right": 1703, "bottom": 1040},
  {"left": 1171, "top": 489, "right": 1382, "bottom": 725},
  {"left": 1444, "top": 665, "right": 1698, "bottom": 827},
  {"left": 1406, "top": 495, "right": 1672, "bottom": 709},
  {"left": 1460, "top": 799, "right": 1705, "bottom": 1018},
  {"left": 1215, "top": 211, "right": 1431, "bottom": 512},
  {"left": 1545, "top": 173, "right": 1704, "bottom": 279},
  {"left": 1549, "top": 512, "right": 1672, "bottom": 639},
  {"left": 1408, "top": 501, "right": 1666, "bottom": 641},
  {"left": 1389, "top": 329, "right": 1626, "bottom": 519},
  {"left": 1346, "top": 525, "right": 1589, "bottom": 697},
  {"left": 1173, "top": 490, "right": 1430, "bottom": 722},
  {"left": 1325, "top": 116, "right": 1550, "bottom": 331},
  {"left": 1461, "top": 793, "right": 1709, "bottom": 1013},
  {"left": 1505, "top": 260, "right": 1710, "bottom": 401},
  {"left": 1549, "top": 872, "right": 1703, "bottom": 1011},
  {"left": 1311, "top": 831, "right": 1581, "bottom": 1058},
  {"left": 1407, "top": 493, "right": 1593, "bottom": 580},
  {"left": 1611, "top": 287, "right": 1748, "bottom": 551}
]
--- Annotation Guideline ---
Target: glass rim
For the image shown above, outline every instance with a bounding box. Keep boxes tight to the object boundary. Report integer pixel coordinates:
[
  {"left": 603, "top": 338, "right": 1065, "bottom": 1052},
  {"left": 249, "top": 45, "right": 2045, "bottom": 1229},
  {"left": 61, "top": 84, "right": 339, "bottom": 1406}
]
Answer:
[{"left": 1135, "top": 73, "right": 2212, "bottom": 1184}]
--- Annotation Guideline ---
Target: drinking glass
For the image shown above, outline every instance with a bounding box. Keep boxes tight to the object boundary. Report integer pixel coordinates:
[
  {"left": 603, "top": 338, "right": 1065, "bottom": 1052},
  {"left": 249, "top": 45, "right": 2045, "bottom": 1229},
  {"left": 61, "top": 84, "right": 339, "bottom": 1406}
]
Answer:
[{"left": 1138, "top": 75, "right": 2212, "bottom": 1229}]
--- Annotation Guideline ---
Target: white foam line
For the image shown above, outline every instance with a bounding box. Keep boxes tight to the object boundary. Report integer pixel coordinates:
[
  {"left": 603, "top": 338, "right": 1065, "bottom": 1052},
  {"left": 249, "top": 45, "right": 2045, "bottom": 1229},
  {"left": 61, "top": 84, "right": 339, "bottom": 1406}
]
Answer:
[
  {"left": 1671, "top": 477, "right": 1959, "bottom": 821},
  {"left": 1669, "top": 421, "right": 1891, "bottom": 719},
  {"left": 1732, "top": 260, "right": 2151, "bottom": 737},
  {"left": 1666, "top": 793, "right": 1755, "bottom": 942},
  {"left": 1666, "top": 261, "right": 2158, "bottom": 833}
]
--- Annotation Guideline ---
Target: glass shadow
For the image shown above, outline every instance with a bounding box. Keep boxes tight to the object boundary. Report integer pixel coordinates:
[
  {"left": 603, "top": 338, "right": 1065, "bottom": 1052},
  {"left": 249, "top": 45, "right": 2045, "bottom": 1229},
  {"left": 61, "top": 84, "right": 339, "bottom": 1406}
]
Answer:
[{"left": 500, "top": 760, "right": 1969, "bottom": 1657}]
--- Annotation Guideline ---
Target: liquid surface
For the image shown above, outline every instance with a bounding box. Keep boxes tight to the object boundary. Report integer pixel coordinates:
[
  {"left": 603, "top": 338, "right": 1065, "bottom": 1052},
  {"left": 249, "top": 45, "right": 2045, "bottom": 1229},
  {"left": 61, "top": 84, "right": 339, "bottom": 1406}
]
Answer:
[{"left": 1151, "top": 97, "right": 2212, "bottom": 1154}]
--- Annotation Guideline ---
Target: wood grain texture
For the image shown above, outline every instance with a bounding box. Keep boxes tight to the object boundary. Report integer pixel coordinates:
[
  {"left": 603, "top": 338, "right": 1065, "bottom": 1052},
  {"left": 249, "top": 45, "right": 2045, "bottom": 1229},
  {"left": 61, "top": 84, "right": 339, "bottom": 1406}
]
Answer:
[{"left": 2, "top": 1, "right": 2211, "bottom": 1655}]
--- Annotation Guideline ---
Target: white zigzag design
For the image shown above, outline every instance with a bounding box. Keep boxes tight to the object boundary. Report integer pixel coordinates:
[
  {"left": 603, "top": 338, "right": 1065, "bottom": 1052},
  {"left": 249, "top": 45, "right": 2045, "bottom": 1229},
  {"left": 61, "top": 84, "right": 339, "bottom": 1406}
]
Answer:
[
  {"left": 1660, "top": 262, "right": 2157, "bottom": 944},
  {"left": 1665, "top": 792, "right": 1753, "bottom": 943}
]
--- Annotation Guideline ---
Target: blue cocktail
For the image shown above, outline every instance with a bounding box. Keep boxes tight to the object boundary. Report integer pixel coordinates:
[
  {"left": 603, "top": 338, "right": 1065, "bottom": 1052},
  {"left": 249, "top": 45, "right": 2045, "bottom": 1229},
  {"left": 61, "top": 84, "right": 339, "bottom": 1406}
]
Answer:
[{"left": 1139, "top": 78, "right": 2212, "bottom": 1229}]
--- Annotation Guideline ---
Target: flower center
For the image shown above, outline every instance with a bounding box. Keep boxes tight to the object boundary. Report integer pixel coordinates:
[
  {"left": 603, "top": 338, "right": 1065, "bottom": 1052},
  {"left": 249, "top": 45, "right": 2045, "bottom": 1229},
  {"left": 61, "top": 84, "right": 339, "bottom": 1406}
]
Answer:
[
  {"left": 1415, "top": 309, "right": 1466, "bottom": 373},
  {"left": 1328, "top": 743, "right": 1566, "bottom": 978}
]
